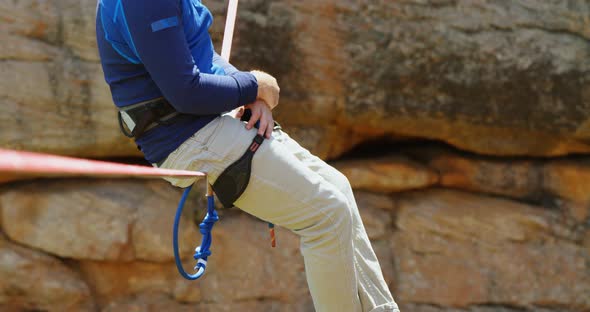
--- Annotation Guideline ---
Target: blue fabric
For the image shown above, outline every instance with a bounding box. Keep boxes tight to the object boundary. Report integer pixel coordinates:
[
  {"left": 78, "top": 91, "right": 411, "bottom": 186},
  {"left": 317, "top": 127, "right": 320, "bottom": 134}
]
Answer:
[
  {"left": 151, "top": 16, "right": 179, "bottom": 32},
  {"left": 96, "top": 0, "right": 258, "bottom": 163},
  {"left": 212, "top": 52, "right": 239, "bottom": 75},
  {"left": 173, "top": 186, "right": 219, "bottom": 280}
]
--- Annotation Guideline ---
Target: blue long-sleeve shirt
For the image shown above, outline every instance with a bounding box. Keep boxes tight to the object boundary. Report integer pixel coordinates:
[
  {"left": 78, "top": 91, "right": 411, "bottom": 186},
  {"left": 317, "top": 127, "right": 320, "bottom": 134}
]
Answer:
[{"left": 96, "top": 0, "right": 258, "bottom": 163}]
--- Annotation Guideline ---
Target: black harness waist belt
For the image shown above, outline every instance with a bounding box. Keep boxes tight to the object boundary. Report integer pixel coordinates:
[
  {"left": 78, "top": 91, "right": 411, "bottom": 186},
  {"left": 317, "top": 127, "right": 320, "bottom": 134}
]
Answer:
[
  {"left": 212, "top": 134, "right": 264, "bottom": 208},
  {"left": 118, "top": 97, "right": 179, "bottom": 139}
]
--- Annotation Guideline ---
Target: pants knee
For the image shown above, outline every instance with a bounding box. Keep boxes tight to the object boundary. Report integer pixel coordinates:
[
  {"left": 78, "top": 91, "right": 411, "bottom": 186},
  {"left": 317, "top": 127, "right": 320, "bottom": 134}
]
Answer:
[
  {"left": 299, "top": 191, "right": 353, "bottom": 246},
  {"left": 328, "top": 167, "right": 355, "bottom": 198}
]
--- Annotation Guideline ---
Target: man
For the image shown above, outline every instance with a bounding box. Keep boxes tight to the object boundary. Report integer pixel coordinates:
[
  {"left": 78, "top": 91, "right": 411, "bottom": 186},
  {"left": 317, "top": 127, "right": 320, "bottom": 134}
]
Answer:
[{"left": 96, "top": 0, "right": 399, "bottom": 311}]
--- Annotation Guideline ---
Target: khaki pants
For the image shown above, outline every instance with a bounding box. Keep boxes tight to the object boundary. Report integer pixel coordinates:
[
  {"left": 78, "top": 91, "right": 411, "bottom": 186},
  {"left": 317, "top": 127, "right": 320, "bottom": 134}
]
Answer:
[{"left": 159, "top": 115, "right": 399, "bottom": 312}]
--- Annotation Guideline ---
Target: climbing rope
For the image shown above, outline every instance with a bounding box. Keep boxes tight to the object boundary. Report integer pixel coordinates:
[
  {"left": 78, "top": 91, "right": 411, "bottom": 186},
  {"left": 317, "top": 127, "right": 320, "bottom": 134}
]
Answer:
[{"left": 173, "top": 182, "right": 219, "bottom": 280}]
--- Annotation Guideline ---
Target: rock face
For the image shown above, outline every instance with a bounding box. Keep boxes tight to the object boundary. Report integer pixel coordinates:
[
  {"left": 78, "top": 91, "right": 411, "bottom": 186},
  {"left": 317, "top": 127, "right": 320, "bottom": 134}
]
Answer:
[
  {"left": 101, "top": 292, "right": 309, "bottom": 312},
  {"left": 78, "top": 212, "right": 311, "bottom": 309},
  {"left": 392, "top": 189, "right": 590, "bottom": 310},
  {"left": 0, "top": 0, "right": 137, "bottom": 158},
  {"left": 0, "top": 179, "right": 199, "bottom": 262},
  {"left": 409, "top": 145, "right": 590, "bottom": 222},
  {"left": 0, "top": 235, "right": 94, "bottom": 311},
  {"left": 333, "top": 156, "right": 439, "bottom": 193}
]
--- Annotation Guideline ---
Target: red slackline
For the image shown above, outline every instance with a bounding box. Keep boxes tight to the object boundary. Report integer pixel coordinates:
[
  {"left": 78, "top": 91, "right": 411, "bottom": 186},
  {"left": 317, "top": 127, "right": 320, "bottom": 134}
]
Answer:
[{"left": 0, "top": 148, "right": 205, "bottom": 183}]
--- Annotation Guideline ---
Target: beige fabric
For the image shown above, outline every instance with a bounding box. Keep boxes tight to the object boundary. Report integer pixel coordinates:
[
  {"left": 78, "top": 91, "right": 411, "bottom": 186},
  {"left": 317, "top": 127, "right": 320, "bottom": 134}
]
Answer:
[{"left": 158, "top": 115, "right": 399, "bottom": 312}]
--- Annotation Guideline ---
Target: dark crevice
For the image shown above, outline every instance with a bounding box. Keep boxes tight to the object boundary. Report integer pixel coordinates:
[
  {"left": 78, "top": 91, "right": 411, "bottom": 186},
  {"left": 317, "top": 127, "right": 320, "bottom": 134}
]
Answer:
[
  {"left": 335, "top": 135, "right": 590, "bottom": 164},
  {"left": 334, "top": 138, "right": 590, "bottom": 228},
  {"left": 336, "top": 136, "right": 400, "bottom": 161}
]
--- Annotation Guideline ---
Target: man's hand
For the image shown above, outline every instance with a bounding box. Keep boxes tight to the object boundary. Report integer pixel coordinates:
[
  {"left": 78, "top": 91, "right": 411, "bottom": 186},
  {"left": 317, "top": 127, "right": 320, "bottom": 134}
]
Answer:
[
  {"left": 245, "top": 100, "right": 274, "bottom": 139},
  {"left": 251, "top": 70, "right": 280, "bottom": 109}
]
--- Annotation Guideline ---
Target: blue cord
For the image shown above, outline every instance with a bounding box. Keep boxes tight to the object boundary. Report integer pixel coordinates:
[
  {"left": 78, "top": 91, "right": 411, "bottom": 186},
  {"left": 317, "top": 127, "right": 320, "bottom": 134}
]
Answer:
[{"left": 173, "top": 185, "right": 219, "bottom": 280}]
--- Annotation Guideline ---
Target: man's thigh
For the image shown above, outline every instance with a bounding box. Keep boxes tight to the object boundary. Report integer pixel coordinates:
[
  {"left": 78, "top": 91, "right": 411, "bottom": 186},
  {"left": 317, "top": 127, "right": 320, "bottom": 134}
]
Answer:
[
  {"left": 273, "top": 130, "right": 352, "bottom": 197},
  {"left": 231, "top": 128, "right": 351, "bottom": 232}
]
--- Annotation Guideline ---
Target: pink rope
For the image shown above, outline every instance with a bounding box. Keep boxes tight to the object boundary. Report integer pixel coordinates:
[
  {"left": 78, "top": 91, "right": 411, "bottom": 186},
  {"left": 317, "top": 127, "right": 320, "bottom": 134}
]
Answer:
[
  {"left": 221, "top": 0, "right": 239, "bottom": 61},
  {"left": 0, "top": 149, "right": 205, "bottom": 180}
]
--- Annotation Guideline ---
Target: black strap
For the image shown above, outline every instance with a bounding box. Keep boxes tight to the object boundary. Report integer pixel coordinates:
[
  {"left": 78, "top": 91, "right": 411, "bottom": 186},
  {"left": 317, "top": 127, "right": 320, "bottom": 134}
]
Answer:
[
  {"left": 212, "top": 134, "right": 265, "bottom": 208},
  {"left": 118, "top": 98, "right": 178, "bottom": 139}
]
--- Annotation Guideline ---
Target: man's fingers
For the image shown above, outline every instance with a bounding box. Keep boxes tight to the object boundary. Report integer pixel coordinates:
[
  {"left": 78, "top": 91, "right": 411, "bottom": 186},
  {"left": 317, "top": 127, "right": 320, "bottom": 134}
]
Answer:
[
  {"left": 266, "top": 118, "right": 274, "bottom": 139},
  {"left": 244, "top": 101, "right": 274, "bottom": 137},
  {"left": 246, "top": 107, "right": 261, "bottom": 130},
  {"left": 258, "top": 114, "right": 267, "bottom": 136}
]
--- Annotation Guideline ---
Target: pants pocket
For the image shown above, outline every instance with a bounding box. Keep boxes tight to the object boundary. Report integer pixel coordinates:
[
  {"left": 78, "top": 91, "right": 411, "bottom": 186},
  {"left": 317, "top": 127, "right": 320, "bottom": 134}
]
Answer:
[{"left": 204, "top": 115, "right": 257, "bottom": 161}]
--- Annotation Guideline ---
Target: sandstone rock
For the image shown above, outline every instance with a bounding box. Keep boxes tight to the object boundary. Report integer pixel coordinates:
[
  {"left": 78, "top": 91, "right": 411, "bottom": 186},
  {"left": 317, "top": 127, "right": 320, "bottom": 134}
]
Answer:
[
  {"left": 334, "top": 156, "right": 439, "bottom": 193},
  {"left": 0, "top": 33, "right": 59, "bottom": 61},
  {"left": 79, "top": 260, "right": 200, "bottom": 307},
  {"left": 399, "top": 304, "right": 562, "bottom": 312},
  {"left": 357, "top": 200, "right": 393, "bottom": 241},
  {"left": 0, "top": 0, "right": 136, "bottom": 159},
  {"left": 0, "top": 0, "right": 60, "bottom": 43},
  {"left": 0, "top": 235, "right": 94, "bottom": 311},
  {"left": 355, "top": 190, "right": 395, "bottom": 211},
  {"left": 59, "top": 0, "right": 102, "bottom": 62},
  {"left": 188, "top": 212, "right": 308, "bottom": 304},
  {"left": 0, "top": 0, "right": 135, "bottom": 157},
  {"left": 195, "top": 301, "right": 312, "bottom": 312},
  {"left": 101, "top": 293, "right": 193, "bottom": 312},
  {"left": 0, "top": 179, "right": 199, "bottom": 261},
  {"left": 420, "top": 148, "right": 542, "bottom": 199},
  {"left": 1, "top": 0, "right": 98, "bottom": 62},
  {"left": 101, "top": 292, "right": 311, "bottom": 312},
  {"left": 0, "top": 59, "right": 138, "bottom": 158},
  {"left": 412, "top": 146, "right": 590, "bottom": 222},
  {"left": 80, "top": 211, "right": 310, "bottom": 307},
  {"left": 543, "top": 160, "right": 590, "bottom": 222},
  {"left": 371, "top": 239, "right": 396, "bottom": 294},
  {"left": 392, "top": 189, "right": 590, "bottom": 310}
]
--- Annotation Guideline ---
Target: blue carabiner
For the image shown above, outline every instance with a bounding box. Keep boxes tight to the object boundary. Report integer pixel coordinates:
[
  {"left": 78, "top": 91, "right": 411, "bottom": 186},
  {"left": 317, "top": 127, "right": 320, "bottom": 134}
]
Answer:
[{"left": 173, "top": 183, "right": 218, "bottom": 280}]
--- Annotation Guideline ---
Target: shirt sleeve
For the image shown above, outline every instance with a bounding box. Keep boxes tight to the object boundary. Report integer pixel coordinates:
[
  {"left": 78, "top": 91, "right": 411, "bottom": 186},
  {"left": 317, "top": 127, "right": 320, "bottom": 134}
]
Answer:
[
  {"left": 212, "top": 52, "right": 239, "bottom": 75},
  {"left": 119, "top": 0, "right": 257, "bottom": 115}
]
